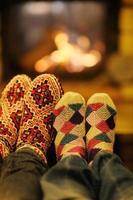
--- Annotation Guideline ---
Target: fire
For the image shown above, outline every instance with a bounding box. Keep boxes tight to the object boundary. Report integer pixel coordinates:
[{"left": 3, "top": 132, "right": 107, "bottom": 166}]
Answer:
[
  {"left": 35, "top": 57, "right": 53, "bottom": 73},
  {"left": 54, "top": 32, "right": 69, "bottom": 49},
  {"left": 82, "top": 50, "right": 102, "bottom": 67},
  {"left": 35, "top": 31, "right": 102, "bottom": 73},
  {"left": 77, "top": 36, "right": 90, "bottom": 50}
]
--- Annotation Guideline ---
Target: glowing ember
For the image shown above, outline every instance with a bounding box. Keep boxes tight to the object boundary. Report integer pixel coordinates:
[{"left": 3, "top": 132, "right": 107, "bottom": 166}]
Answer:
[
  {"left": 35, "top": 57, "right": 53, "bottom": 72},
  {"left": 54, "top": 32, "right": 69, "bottom": 49},
  {"left": 82, "top": 50, "right": 102, "bottom": 67},
  {"left": 77, "top": 36, "right": 90, "bottom": 50}
]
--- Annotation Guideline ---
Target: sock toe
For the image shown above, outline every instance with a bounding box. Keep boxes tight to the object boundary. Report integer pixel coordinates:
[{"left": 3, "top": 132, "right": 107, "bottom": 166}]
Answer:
[
  {"left": 87, "top": 93, "right": 116, "bottom": 110},
  {"left": 55, "top": 92, "right": 85, "bottom": 108}
]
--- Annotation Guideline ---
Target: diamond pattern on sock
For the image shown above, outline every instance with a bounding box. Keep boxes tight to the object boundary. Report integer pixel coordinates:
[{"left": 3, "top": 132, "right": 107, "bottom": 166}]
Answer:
[
  {"left": 21, "top": 104, "right": 33, "bottom": 126},
  {"left": 16, "top": 74, "right": 63, "bottom": 162},
  {"left": 10, "top": 110, "right": 22, "bottom": 131},
  {"left": 85, "top": 93, "right": 117, "bottom": 162},
  {"left": 31, "top": 81, "right": 53, "bottom": 108},
  {"left": 0, "top": 75, "right": 32, "bottom": 158},
  {"left": 53, "top": 92, "right": 86, "bottom": 161},
  {"left": 7, "top": 82, "right": 25, "bottom": 106}
]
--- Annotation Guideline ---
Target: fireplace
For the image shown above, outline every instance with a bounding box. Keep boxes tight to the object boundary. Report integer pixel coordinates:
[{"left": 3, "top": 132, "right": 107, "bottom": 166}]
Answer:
[{"left": 1, "top": 0, "right": 120, "bottom": 80}]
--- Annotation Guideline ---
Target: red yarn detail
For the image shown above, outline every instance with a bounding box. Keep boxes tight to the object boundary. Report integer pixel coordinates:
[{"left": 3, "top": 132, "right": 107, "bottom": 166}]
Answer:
[
  {"left": 21, "top": 105, "right": 33, "bottom": 125},
  {"left": 7, "top": 82, "right": 24, "bottom": 106},
  {"left": 31, "top": 83, "right": 53, "bottom": 108},
  {"left": 53, "top": 106, "right": 65, "bottom": 117},
  {"left": 89, "top": 103, "right": 104, "bottom": 111},
  {"left": 0, "top": 107, "right": 2, "bottom": 117},
  {"left": 10, "top": 110, "right": 22, "bottom": 131},
  {"left": 57, "top": 144, "right": 64, "bottom": 159},
  {"left": 60, "top": 121, "right": 75, "bottom": 133},
  {"left": 96, "top": 120, "right": 110, "bottom": 132},
  {"left": 0, "top": 122, "right": 12, "bottom": 136},
  {"left": 68, "top": 146, "right": 85, "bottom": 157},
  {"left": 88, "top": 138, "right": 101, "bottom": 149}
]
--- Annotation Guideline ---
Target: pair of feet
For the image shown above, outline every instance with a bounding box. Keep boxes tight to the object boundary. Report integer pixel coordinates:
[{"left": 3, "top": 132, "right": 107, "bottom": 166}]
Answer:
[
  {"left": 0, "top": 74, "right": 117, "bottom": 165},
  {"left": 53, "top": 92, "right": 117, "bottom": 163},
  {"left": 0, "top": 74, "right": 63, "bottom": 162}
]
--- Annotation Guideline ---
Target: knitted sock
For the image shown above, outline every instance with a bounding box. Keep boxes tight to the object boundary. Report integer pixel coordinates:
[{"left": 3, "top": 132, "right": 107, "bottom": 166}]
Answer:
[
  {"left": 16, "top": 74, "right": 63, "bottom": 162},
  {"left": 85, "top": 93, "right": 117, "bottom": 163},
  {"left": 53, "top": 92, "right": 86, "bottom": 161},
  {"left": 0, "top": 75, "right": 32, "bottom": 158}
]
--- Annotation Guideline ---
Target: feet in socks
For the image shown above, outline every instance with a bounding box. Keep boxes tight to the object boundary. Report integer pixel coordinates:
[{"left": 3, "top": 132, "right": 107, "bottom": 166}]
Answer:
[
  {"left": 0, "top": 75, "right": 32, "bottom": 158},
  {"left": 85, "top": 93, "right": 117, "bottom": 162},
  {"left": 16, "top": 74, "right": 63, "bottom": 162},
  {"left": 53, "top": 92, "right": 86, "bottom": 160}
]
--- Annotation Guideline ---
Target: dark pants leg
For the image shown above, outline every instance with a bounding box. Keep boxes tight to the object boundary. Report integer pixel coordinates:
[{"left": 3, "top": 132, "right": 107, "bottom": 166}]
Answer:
[
  {"left": 0, "top": 150, "right": 47, "bottom": 200},
  {"left": 91, "top": 151, "right": 133, "bottom": 200},
  {"left": 41, "top": 155, "right": 96, "bottom": 200},
  {"left": 41, "top": 152, "right": 133, "bottom": 200}
]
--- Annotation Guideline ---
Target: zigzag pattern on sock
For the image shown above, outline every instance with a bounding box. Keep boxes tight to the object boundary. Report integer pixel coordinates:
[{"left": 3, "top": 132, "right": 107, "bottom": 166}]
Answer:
[
  {"left": 0, "top": 75, "right": 32, "bottom": 157},
  {"left": 16, "top": 74, "right": 63, "bottom": 162},
  {"left": 86, "top": 94, "right": 117, "bottom": 162},
  {"left": 54, "top": 96, "right": 86, "bottom": 160}
]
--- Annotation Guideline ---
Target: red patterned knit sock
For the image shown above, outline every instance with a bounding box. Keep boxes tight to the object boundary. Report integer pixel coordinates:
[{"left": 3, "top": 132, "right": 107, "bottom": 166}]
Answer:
[
  {"left": 53, "top": 92, "right": 86, "bottom": 161},
  {"left": 16, "top": 74, "right": 63, "bottom": 162},
  {"left": 85, "top": 93, "right": 117, "bottom": 163},
  {"left": 0, "top": 75, "right": 32, "bottom": 158}
]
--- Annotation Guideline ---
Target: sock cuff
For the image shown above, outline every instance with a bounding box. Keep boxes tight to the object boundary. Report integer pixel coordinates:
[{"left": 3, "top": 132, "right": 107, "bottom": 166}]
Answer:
[
  {"left": 0, "top": 139, "right": 10, "bottom": 158},
  {"left": 16, "top": 144, "right": 47, "bottom": 164}
]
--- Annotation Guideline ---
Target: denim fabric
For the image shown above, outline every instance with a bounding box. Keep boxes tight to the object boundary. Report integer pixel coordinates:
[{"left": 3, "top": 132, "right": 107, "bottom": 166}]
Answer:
[
  {"left": 0, "top": 151, "right": 133, "bottom": 200},
  {"left": 0, "top": 150, "right": 46, "bottom": 200},
  {"left": 41, "top": 156, "right": 96, "bottom": 200},
  {"left": 92, "top": 151, "right": 133, "bottom": 200},
  {"left": 41, "top": 152, "right": 133, "bottom": 200}
]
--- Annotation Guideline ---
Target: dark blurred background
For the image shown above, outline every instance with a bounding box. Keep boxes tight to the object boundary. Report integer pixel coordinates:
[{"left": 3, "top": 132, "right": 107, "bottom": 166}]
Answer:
[{"left": 0, "top": 0, "right": 133, "bottom": 170}]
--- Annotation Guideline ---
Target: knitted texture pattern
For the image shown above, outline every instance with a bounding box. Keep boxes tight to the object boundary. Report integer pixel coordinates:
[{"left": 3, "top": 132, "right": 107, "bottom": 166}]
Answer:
[
  {"left": 0, "top": 75, "right": 32, "bottom": 158},
  {"left": 16, "top": 74, "right": 63, "bottom": 162},
  {"left": 53, "top": 92, "right": 86, "bottom": 160},
  {"left": 85, "top": 93, "right": 117, "bottom": 162}
]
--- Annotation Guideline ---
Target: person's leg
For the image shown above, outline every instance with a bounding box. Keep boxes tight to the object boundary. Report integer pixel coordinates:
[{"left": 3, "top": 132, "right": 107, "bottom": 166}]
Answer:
[
  {"left": 41, "top": 92, "right": 96, "bottom": 200},
  {"left": 92, "top": 151, "right": 133, "bottom": 200},
  {"left": 0, "top": 75, "right": 32, "bottom": 158},
  {"left": 0, "top": 150, "right": 46, "bottom": 200},
  {"left": 16, "top": 74, "right": 63, "bottom": 162},
  {"left": 0, "top": 75, "right": 39, "bottom": 199},
  {"left": 41, "top": 155, "right": 95, "bottom": 200},
  {"left": 0, "top": 74, "right": 63, "bottom": 200},
  {"left": 85, "top": 93, "right": 133, "bottom": 200},
  {"left": 85, "top": 93, "right": 116, "bottom": 163}
]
